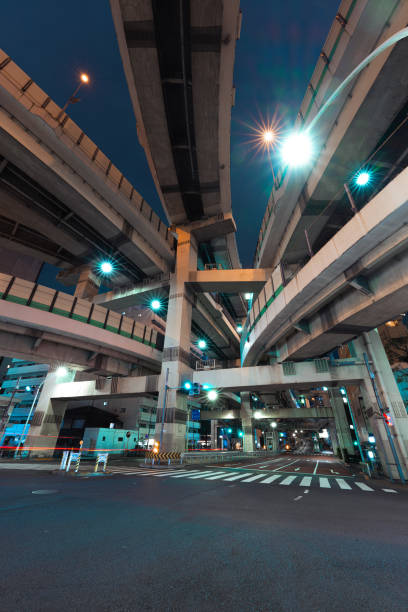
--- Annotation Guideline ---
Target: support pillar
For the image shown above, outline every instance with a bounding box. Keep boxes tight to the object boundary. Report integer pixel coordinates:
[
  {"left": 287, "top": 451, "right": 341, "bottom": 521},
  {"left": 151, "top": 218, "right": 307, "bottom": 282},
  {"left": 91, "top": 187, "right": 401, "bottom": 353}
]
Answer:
[
  {"left": 241, "top": 392, "right": 254, "bottom": 452},
  {"left": 328, "top": 426, "right": 339, "bottom": 456},
  {"left": 353, "top": 331, "right": 408, "bottom": 480},
  {"left": 25, "top": 368, "right": 75, "bottom": 457},
  {"left": 155, "top": 229, "right": 197, "bottom": 452},
  {"left": 329, "top": 389, "right": 355, "bottom": 459},
  {"left": 211, "top": 419, "right": 218, "bottom": 449},
  {"left": 74, "top": 266, "right": 101, "bottom": 300}
]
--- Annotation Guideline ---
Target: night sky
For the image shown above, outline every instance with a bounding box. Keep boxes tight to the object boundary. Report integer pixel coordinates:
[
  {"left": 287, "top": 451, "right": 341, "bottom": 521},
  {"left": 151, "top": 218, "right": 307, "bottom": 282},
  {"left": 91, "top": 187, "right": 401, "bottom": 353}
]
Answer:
[{"left": 1, "top": 0, "right": 338, "bottom": 269}]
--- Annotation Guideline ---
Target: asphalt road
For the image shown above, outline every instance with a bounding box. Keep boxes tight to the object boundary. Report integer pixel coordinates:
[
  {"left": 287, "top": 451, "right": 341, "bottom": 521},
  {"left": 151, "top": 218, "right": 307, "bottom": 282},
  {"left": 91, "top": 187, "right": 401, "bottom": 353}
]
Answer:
[{"left": 1, "top": 461, "right": 407, "bottom": 612}]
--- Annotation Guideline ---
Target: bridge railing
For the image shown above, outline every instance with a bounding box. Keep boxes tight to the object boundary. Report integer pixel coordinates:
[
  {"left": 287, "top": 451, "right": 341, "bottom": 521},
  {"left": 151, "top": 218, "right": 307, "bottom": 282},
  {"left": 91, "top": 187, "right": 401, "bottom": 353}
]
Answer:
[{"left": 0, "top": 274, "right": 164, "bottom": 351}]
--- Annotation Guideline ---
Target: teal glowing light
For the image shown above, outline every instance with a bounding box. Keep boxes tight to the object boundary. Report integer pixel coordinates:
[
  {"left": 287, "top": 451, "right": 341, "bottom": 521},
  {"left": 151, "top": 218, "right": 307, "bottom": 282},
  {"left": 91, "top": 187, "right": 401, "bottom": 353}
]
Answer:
[
  {"left": 281, "top": 131, "right": 313, "bottom": 167},
  {"left": 151, "top": 299, "right": 161, "bottom": 311},
  {"left": 236, "top": 325, "right": 243, "bottom": 333},
  {"left": 100, "top": 261, "right": 113, "bottom": 274},
  {"left": 238, "top": 431, "right": 244, "bottom": 438},
  {"left": 355, "top": 171, "right": 370, "bottom": 186},
  {"left": 227, "top": 428, "right": 232, "bottom": 434},
  {"left": 184, "top": 382, "right": 192, "bottom": 391},
  {"left": 198, "top": 339, "right": 207, "bottom": 350}
]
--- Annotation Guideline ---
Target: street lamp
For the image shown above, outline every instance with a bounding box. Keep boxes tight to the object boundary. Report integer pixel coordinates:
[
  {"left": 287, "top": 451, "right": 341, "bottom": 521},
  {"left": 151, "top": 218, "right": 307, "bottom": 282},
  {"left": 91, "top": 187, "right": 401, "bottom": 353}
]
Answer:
[
  {"left": 236, "top": 325, "right": 243, "bottom": 333},
  {"left": 151, "top": 299, "right": 161, "bottom": 311},
  {"left": 198, "top": 339, "right": 207, "bottom": 350},
  {"left": 207, "top": 390, "right": 218, "bottom": 402},
  {"left": 58, "top": 72, "right": 90, "bottom": 121},
  {"left": 355, "top": 171, "right": 371, "bottom": 186},
  {"left": 271, "top": 421, "right": 277, "bottom": 428},
  {"left": 100, "top": 261, "right": 114, "bottom": 275},
  {"left": 56, "top": 366, "right": 68, "bottom": 377},
  {"left": 281, "top": 131, "right": 313, "bottom": 167}
]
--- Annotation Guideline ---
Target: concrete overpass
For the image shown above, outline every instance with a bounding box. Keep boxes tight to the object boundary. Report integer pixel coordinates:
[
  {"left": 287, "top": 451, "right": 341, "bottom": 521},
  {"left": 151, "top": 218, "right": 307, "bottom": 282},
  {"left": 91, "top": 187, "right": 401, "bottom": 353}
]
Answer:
[
  {"left": 255, "top": 0, "right": 408, "bottom": 272},
  {"left": 0, "top": 273, "right": 163, "bottom": 375},
  {"left": 0, "top": 48, "right": 174, "bottom": 286}
]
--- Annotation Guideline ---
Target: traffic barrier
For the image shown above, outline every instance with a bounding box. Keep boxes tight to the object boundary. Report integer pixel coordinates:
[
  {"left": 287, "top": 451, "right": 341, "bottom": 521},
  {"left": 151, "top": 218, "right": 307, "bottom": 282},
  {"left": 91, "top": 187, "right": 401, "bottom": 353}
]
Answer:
[
  {"left": 59, "top": 450, "right": 70, "bottom": 470},
  {"left": 94, "top": 452, "right": 109, "bottom": 473},
  {"left": 144, "top": 450, "right": 182, "bottom": 464},
  {"left": 65, "top": 451, "right": 81, "bottom": 473}
]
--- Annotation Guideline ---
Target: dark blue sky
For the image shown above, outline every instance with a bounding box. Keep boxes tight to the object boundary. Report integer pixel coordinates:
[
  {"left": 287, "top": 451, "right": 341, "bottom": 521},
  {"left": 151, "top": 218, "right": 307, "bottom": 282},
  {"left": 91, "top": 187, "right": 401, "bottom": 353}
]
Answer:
[{"left": 1, "top": 0, "right": 337, "bottom": 267}]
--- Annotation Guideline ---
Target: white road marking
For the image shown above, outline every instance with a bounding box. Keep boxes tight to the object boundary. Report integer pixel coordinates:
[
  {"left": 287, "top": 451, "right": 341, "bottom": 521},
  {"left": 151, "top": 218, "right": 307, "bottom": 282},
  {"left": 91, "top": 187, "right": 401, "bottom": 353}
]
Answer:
[
  {"left": 382, "top": 488, "right": 397, "bottom": 493},
  {"left": 355, "top": 482, "right": 374, "bottom": 492},
  {"left": 260, "top": 475, "right": 281, "bottom": 484},
  {"left": 313, "top": 461, "right": 319, "bottom": 475},
  {"left": 169, "top": 470, "right": 202, "bottom": 478},
  {"left": 293, "top": 495, "right": 303, "bottom": 501},
  {"left": 304, "top": 490, "right": 309, "bottom": 494},
  {"left": 241, "top": 474, "right": 266, "bottom": 483},
  {"left": 224, "top": 473, "right": 253, "bottom": 482},
  {"left": 300, "top": 476, "right": 312, "bottom": 487},
  {"left": 319, "top": 477, "right": 330, "bottom": 488},
  {"left": 152, "top": 470, "right": 191, "bottom": 477},
  {"left": 330, "top": 469, "right": 340, "bottom": 474},
  {"left": 280, "top": 475, "right": 297, "bottom": 485},
  {"left": 187, "top": 471, "right": 220, "bottom": 479},
  {"left": 336, "top": 478, "right": 352, "bottom": 490},
  {"left": 294, "top": 467, "right": 300, "bottom": 471},
  {"left": 205, "top": 472, "right": 230, "bottom": 480},
  {"left": 273, "top": 460, "right": 299, "bottom": 472}
]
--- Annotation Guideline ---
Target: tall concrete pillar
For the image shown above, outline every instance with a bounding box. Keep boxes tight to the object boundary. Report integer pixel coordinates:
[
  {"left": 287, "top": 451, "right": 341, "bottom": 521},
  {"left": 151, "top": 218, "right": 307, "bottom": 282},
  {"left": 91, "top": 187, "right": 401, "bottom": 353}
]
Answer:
[
  {"left": 328, "top": 426, "right": 339, "bottom": 456},
  {"left": 353, "top": 331, "right": 408, "bottom": 480},
  {"left": 211, "top": 419, "right": 218, "bottom": 449},
  {"left": 25, "top": 368, "right": 74, "bottom": 457},
  {"left": 74, "top": 266, "right": 101, "bottom": 300},
  {"left": 155, "top": 229, "right": 197, "bottom": 452},
  {"left": 241, "top": 392, "right": 254, "bottom": 452},
  {"left": 329, "top": 389, "right": 355, "bottom": 458}
]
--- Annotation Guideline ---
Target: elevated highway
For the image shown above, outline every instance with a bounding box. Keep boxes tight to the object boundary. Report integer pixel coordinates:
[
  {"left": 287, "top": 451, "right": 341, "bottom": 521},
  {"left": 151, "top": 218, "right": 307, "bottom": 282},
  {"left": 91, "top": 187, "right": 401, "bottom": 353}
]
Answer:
[
  {"left": 255, "top": 0, "right": 408, "bottom": 273},
  {"left": 242, "top": 167, "right": 408, "bottom": 366},
  {"left": 0, "top": 49, "right": 174, "bottom": 286},
  {"left": 0, "top": 273, "right": 163, "bottom": 375}
]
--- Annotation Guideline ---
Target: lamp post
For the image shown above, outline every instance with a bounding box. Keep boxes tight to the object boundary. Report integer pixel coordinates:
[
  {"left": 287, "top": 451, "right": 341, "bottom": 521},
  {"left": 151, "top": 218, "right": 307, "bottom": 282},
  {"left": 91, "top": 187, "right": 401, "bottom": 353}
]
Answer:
[{"left": 57, "top": 73, "right": 90, "bottom": 122}]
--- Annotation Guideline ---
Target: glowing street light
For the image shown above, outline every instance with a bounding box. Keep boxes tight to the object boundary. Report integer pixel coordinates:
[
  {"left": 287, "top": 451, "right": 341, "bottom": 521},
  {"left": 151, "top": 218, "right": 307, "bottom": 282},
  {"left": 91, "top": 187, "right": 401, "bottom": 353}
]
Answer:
[
  {"left": 56, "top": 366, "right": 68, "bottom": 377},
  {"left": 244, "top": 293, "right": 253, "bottom": 301},
  {"left": 355, "top": 171, "right": 371, "bottom": 186},
  {"left": 184, "top": 382, "right": 192, "bottom": 391},
  {"left": 207, "top": 390, "right": 218, "bottom": 401},
  {"left": 25, "top": 386, "right": 31, "bottom": 392},
  {"left": 263, "top": 130, "right": 275, "bottom": 145},
  {"left": 236, "top": 325, "right": 243, "bottom": 333},
  {"left": 150, "top": 299, "right": 161, "bottom": 311},
  {"left": 271, "top": 421, "right": 277, "bottom": 428},
  {"left": 100, "top": 261, "right": 113, "bottom": 275},
  {"left": 58, "top": 72, "right": 90, "bottom": 121},
  {"left": 281, "top": 131, "right": 313, "bottom": 167},
  {"left": 198, "top": 339, "right": 207, "bottom": 350}
]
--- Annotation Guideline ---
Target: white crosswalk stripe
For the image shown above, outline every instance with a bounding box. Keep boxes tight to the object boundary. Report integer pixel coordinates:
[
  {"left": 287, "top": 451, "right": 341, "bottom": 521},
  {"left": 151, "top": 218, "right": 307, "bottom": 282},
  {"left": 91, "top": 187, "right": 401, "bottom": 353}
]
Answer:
[
  {"left": 205, "top": 472, "right": 230, "bottom": 480},
  {"left": 260, "top": 475, "right": 281, "bottom": 484},
  {"left": 280, "top": 476, "right": 297, "bottom": 485},
  {"left": 319, "top": 477, "right": 330, "bottom": 489},
  {"left": 241, "top": 474, "right": 265, "bottom": 483},
  {"left": 336, "top": 478, "right": 352, "bottom": 490},
  {"left": 224, "top": 472, "right": 253, "bottom": 481},
  {"left": 355, "top": 482, "right": 374, "bottom": 491},
  {"left": 106, "top": 467, "right": 395, "bottom": 494}
]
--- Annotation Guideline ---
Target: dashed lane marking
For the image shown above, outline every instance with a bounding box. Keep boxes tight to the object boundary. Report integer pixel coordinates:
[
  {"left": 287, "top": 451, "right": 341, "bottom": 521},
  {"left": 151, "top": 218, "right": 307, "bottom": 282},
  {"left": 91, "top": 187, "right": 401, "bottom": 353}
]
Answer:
[
  {"left": 382, "top": 488, "right": 397, "bottom": 493},
  {"left": 293, "top": 496, "right": 303, "bottom": 501}
]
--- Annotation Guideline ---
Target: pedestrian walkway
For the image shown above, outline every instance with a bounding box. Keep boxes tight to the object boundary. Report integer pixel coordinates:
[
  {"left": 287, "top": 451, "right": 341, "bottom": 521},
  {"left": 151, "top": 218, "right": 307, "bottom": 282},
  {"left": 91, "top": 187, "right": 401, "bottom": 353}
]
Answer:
[{"left": 107, "top": 466, "right": 398, "bottom": 494}]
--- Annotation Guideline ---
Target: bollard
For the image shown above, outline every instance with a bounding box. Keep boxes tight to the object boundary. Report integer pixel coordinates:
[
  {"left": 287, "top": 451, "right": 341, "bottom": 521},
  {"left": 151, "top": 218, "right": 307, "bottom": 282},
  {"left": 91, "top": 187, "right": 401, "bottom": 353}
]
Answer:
[{"left": 59, "top": 450, "right": 69, "bottom": 470}]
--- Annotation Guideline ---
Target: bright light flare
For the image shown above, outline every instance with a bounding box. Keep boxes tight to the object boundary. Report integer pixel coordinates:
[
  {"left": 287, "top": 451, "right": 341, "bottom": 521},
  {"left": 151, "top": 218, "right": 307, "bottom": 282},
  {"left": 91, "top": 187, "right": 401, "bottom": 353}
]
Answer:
[
  {"left": 100, "top": 261, "right": 113, "bottom": 275},
  {"left": 263, "top": 130, "right": 275, "bottom": 144},
  {"left": 281, "top": 131, "right": 313, "bottom": 167},
  {"left": 151, "top": 299, "right": 161, "bottom": 311},
  {"left": 243, "top": 112, "right": 283, "bottom": 158},
  {"left": 207, "top": 390, "right": 218, "bottom": 401},
  {"left": 198, "top": 339, "right": 207, "bottom": 350},
  {"left": 80, "top": 73, "right": 89, "bottom": 84},
  {"left": 56, "top": 366, "right": 68, "bottom": 377},
  {"left": 355, "top": 171, "right": 370, "bottom": 186}
]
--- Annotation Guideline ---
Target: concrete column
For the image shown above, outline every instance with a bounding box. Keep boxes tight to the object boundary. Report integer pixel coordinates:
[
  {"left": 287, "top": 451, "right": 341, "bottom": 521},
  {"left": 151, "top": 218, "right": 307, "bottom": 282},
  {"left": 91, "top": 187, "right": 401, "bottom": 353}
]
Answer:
[
  {"left": 25, "top": 368, "right": 75, "bottom": 457},
  {"left": 210, "top": 419, "right": 218, "bottom": 449},
  {"left": 74, "top": 266, "right": 101, "bottom": 300},
  {"left": 329, "top": 389, "right": 355, "bottom": 459},
  {"left": 241, "top": 392, "right": 254, "bottom": 452},
  {"left": 353, "top": 331, "right": 408, "bottom": 480},
  {"left": 328, "top": 426, "right": 339, "bottom": 456},
  {"left": 155, "top": 229, "right": 197, "bottom": 452}
]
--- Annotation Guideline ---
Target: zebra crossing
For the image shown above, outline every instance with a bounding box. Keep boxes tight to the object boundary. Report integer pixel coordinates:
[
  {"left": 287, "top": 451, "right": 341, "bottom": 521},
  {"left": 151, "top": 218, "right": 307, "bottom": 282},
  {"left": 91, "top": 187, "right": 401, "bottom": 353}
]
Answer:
[{"left": 107, "top": 466, "right": 398, "bottom": 494}]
